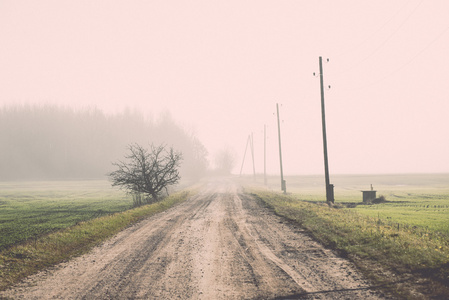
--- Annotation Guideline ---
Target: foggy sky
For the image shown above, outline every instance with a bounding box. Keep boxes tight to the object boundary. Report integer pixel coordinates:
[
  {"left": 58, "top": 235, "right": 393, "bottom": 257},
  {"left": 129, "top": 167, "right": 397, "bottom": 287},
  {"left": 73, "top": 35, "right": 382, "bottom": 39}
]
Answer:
[{"left": 1, "top": 1, "right": 448, "bottom": 175}]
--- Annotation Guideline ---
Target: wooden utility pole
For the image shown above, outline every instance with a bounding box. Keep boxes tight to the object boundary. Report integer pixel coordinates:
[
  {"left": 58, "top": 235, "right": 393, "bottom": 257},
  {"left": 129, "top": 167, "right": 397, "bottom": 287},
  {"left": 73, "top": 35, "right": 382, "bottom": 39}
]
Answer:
[
  {"left": 264, "top": 124, "right": 267, "bottom": 185},
  {"left": 319, "top": 56, "right": 334, "bottom": 204},
  {"left": 239, "top": 135, "right": 250, "bottom": 176},
  {"left": 276, "top": 103, "right": 286, "bottom": 194},
  {"left": 239, "top": 134, "right": 256, "bottom": 179},
  {"left": 250, "top": 132, "right": 256, "bottom": 180}
]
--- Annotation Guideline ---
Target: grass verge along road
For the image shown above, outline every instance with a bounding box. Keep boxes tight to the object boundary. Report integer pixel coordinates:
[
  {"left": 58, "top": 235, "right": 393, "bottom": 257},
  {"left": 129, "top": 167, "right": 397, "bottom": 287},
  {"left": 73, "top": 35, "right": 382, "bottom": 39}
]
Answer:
[
  {"left": 0, "top": 187, "right": 191, "bottom": 292},
  {"left": 248, "top": 187, "right": 449, "bottom": 299}
]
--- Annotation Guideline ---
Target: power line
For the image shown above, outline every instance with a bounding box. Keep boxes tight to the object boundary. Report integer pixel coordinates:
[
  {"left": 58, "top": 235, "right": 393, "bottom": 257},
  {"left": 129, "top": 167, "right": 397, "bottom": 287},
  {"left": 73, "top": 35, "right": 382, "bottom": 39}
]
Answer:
[
  {"left": 339, "top": 22, "right": 449, "bottom": 93},
  {"left": 333, "top": 0, "right": 413, "bottom": 60},
  {"left": 334, "top": 0, "right": 424, "bottom": 76}
]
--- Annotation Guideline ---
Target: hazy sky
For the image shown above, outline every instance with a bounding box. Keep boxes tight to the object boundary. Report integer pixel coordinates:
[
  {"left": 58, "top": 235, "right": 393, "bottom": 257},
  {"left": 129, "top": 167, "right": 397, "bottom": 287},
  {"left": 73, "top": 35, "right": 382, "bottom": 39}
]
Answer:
[{"left": 1, "top": 1, "right": 448, "bottom": 175}]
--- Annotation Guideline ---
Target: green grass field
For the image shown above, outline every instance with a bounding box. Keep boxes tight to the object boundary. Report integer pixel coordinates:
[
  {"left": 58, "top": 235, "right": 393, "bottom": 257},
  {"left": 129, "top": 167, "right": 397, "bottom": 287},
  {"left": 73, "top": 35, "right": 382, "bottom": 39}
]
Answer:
[
  {"left": 260, "top": 173, "right": 449, "bottom": 235},
  {"left": 0, "top": 180, "right": 131, "bottom": 250},
  {"left": 243, "top": 173, "right": 449, "bottom": 298},
  {"left": 0, "top": 183, "right": 191, "bottom": 290}
]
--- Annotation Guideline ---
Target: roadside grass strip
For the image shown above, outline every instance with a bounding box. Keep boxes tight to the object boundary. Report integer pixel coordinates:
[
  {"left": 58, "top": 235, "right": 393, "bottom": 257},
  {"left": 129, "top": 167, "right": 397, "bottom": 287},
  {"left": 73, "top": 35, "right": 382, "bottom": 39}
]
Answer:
[
  {"left": 248, "top": 189, "right": 449, "bottom": 298},
  {"left": 0, "top": 190, "right": 191, "bottom": 291}
]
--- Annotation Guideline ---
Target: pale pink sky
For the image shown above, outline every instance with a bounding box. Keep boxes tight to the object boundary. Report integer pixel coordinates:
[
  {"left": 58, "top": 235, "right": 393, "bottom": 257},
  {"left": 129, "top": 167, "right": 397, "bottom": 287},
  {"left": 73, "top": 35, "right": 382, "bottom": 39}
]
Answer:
[{"left": 1, "top": 1, "right": 448, "bottom": 175}]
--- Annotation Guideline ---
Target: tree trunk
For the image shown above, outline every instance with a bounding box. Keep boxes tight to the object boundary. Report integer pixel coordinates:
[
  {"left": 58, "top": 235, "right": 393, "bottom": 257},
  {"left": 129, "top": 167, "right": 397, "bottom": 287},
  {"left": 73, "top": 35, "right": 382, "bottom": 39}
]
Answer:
[{"left": 150, "top": 192, "right": 159, "bottom": 203}]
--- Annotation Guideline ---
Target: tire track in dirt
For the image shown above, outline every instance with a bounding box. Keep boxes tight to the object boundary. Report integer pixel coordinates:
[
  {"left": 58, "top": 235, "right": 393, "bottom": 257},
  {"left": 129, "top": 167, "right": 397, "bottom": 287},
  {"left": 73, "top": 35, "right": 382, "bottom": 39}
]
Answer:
[
  {"left": 1, "top": 179, "right": 385, "bottom": 299},
  {"left": 234, "top": 191, "right": 385, "bottom": 299}
]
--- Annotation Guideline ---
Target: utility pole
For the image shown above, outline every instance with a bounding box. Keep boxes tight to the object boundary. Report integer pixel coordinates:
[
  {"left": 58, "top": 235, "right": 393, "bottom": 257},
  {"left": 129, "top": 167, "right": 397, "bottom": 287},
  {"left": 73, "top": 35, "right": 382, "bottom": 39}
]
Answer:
[
  {"left": 239, "top": 134, "right": 256, "bottom": 179},
  {"left": 264, "top": 124, "right": 267, "bottom": 185},
  {"left": 319, "top": 56, "right": 334, "bottom": 204},
  {"left": 239, "top": 135, "right": 250, "bottom": 176},
  {"left": 276, "top": 103, "right": 286, "bottom": 194},
  {"left": 250, "top": 132, "right": 256, "bottom": 180}
]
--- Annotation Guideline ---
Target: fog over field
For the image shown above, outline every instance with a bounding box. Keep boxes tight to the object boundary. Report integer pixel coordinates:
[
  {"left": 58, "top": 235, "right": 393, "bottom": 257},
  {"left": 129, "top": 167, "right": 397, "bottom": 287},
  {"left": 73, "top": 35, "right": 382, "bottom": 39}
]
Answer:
[
  {"left": 1, "top": 1, "right": 448, "bottom": 176},
  {"left": 0, "top": 105, "right": 208, "bottom": 180}
]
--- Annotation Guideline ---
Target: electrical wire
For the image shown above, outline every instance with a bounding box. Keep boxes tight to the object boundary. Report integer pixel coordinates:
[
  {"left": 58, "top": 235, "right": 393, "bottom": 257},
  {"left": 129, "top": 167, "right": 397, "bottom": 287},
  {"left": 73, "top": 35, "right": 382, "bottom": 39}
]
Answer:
[
  {"left": 338, "top": 22, "right": 449, "bottom": 93},
  {"left": 334, "top": 0, "right": 424, "bottom": 76},
  {"left": 361, "top": 23, "right": 449, "bottom": 89},
  {"left": 333, "top": 0, "right": 413, "bottom": 59}
]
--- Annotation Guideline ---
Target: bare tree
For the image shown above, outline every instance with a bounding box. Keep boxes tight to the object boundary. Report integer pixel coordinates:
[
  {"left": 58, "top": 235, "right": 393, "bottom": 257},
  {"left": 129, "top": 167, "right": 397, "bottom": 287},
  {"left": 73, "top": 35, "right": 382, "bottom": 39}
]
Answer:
[{"left": 109, "top": 144, "right": 182, "bottom": 205}]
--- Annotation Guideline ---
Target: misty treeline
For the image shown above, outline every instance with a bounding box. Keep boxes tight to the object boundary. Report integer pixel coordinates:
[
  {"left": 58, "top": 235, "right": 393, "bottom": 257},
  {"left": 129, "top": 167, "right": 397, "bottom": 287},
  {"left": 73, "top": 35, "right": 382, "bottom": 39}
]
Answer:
[{"left": 0, "top": 104, "right": 208, "bottom": 180}]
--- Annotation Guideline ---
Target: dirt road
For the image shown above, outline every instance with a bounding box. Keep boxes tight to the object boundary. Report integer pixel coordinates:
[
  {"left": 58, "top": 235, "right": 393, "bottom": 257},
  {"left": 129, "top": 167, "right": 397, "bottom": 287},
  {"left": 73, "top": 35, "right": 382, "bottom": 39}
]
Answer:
[{"left": 2, "top": 179, "right": 385, "bottom": 299}]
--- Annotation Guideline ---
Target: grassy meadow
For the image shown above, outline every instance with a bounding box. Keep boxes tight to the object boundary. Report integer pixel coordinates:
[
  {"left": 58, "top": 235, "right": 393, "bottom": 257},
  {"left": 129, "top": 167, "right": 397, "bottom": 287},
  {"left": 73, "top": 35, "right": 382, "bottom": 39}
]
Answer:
[
  {"left": 0, "top": 181, "right": 193, "bottom": 291},
  {"left": 262, "top": 173, "right": 449, "bottom": 234},
  {"left": 243, "top": 173, "right": 449, "bottom": 298},
  {"left": 0, "top": 180, "right": 132, "bottom": 251}
]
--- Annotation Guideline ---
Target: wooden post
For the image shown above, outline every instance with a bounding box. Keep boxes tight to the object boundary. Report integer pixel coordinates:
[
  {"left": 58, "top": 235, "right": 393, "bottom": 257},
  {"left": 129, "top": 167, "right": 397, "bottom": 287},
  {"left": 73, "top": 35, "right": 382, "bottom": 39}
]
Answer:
[
  {"left": 264, "top": 124, "right": 267, "bottom": 185},
  {"left": 319, "top": 57, "right": 334, "bottom": 204},
  {"left": 276, "top": 103, "right": 286, "bottom": 194},
  {"left": 250, "top": 132, "right": 256, "bottom": 180}
]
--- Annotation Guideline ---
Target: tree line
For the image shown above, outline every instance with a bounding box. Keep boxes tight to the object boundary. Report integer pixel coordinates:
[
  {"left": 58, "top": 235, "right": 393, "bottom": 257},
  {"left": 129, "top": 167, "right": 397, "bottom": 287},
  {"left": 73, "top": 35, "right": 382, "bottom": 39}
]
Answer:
[{"left": 0, "top": 104, "right": 208, "bottom": 180}]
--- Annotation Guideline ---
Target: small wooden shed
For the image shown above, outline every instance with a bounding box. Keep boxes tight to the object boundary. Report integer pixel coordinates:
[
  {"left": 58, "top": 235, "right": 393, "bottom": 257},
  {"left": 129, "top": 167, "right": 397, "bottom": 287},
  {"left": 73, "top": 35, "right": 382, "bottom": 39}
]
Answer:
[
  {"left": 362, "top": 190, "right": 377, "bottom": 203},
  {"left": 362, "top": 184, "right": 376, "bottom": 203}
]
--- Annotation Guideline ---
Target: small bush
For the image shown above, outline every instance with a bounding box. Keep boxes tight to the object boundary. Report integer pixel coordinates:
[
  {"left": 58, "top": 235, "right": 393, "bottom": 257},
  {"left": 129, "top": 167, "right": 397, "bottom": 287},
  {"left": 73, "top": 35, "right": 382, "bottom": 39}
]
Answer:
[{"left": 371, "top": 195, "right": 387, "bottom": 204}]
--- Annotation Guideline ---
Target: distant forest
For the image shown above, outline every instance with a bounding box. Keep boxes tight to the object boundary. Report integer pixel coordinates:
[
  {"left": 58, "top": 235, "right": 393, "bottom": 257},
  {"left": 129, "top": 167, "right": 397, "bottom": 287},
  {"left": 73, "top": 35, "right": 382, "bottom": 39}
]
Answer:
[{"left": 0, "top": 105, "right": 208, "bottom": 180}]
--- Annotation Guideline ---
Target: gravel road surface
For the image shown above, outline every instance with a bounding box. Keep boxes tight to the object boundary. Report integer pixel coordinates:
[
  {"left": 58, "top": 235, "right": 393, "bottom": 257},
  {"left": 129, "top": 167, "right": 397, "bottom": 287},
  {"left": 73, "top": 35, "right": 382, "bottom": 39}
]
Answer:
[{"left": 2, "top": 179, "right": 385, "bottom": 299}]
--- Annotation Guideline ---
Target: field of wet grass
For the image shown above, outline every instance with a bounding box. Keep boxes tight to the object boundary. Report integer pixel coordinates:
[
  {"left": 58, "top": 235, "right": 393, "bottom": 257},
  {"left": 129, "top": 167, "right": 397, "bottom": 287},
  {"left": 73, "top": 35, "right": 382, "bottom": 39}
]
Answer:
[
  {"left": 243, "top": 173, "right": 449, "bottom": 299},
  {"left": 0, "top": 180, "right": 131, "bottom": 250},
  {"left": 0, "top": 181, "right": 193, "bottom": 291},
  {"left": 264, "top": 173, "right": 449, "bottom": 234}
]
